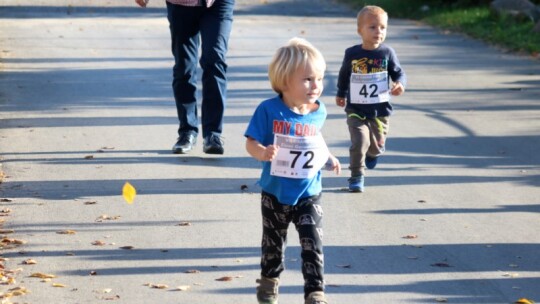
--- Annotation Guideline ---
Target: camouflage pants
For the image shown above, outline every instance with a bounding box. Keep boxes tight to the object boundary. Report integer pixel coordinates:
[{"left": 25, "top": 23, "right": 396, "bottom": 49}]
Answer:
[{"left": 260, "top": 191, "right": 324, "bottom": 298}]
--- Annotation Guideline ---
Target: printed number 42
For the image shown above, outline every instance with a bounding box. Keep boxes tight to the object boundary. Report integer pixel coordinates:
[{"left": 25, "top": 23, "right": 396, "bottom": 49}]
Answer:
[
  {"left": 290, "top": 150, "right": 314, "bottom": 169},
  {"left": 359, "top": 84, "right": 378, "bottom": 98}
]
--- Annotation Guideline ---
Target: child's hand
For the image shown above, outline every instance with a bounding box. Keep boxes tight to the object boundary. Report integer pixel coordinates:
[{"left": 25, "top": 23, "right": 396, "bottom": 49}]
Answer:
[
  {"left": 135, "top": 0, "right": 148, "bottom": 7},
  {"left": 390, "top": 82, "right": 405, "bottom": 96},
  {"left": 262, "top": 145, "right": 278, "bottom": 161},
  {"left": 335, "top": 97, "right": 346, "bottom": 108},
  {"left": 325, "top": 154, "right": 341, "bottom": 175}
]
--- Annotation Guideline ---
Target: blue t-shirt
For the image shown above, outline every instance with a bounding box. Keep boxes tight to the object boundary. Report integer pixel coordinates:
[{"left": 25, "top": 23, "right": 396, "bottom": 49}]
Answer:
[{"left": 244, "top": 96, "right": 327, "bottom": 205}]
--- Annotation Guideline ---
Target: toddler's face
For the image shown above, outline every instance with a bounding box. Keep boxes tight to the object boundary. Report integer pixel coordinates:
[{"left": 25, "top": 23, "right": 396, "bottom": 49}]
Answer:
[
  {"left": 357, "top": 13, "right": 388, "bottom": 50},
  {"left": 283, "top": 63, "right": 324, "bottom": 105}
]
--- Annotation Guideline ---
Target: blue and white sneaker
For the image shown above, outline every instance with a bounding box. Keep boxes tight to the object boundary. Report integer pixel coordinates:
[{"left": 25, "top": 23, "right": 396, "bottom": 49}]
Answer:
[{"left": 348, "top": 175, "right": 364, "bottom": 193}]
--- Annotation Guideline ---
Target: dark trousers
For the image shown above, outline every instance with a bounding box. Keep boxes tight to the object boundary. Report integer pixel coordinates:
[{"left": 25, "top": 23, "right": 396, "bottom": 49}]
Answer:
[
  {"left": 166, "top": 0, "right": 234, "bottom": 138},
  {"left": 260, "top": 191, "right": 325, "bottom": 298}
]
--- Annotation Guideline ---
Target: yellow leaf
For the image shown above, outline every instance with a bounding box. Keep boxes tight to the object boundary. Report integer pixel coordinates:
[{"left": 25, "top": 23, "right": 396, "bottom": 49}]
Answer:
[
  {"left": 56, "top": 230, "right": 76, "bottom": 235},
  {"left": 52, "top": 283, "right": 67, "bottom": 288},
  {"left": 122, "top": 182, "right": 136, "bottom": 204},
  {"left": 30, "top": 272, "right": 56, "bottom": 279},
  {"left": 515, "top": 298, "right": 535, "bottom": 304}
]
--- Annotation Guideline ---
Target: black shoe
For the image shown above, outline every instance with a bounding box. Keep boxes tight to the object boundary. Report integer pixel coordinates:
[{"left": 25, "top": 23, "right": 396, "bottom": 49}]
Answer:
[
  {"left": 203, "top": 133, "right": 224, "bottom": 155},
  {"left": 172, "top": 131, "right": 197, "bottom": 154}
]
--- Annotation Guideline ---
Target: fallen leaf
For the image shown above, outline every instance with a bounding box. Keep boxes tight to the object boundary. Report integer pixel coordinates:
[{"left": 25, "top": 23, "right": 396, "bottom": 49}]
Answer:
[
  {"left": 90, "top": 271, "right": 98, "bottom": 276},
  {"left": 22, "top": 259, "right": 37, "bottom": 265},
  {"left": 92, "top": 240, "right": 106, "bottom": 246},
  {"left": 84, "top": 201, "right": 97, "bottom": 205},
  {"left": 403, "top": 234, "right": 418, "bottom": 239},
  {"left": 119, "top": 246, "right": 134, "bottom": 250},
  {"left": 96, "top": 214, "right": 121, "bottom": 222},
  {"left": 336, "top": 264, "right": 352, "bottom": 268},
  {"left": 185, "top": 269, "right": 200, "bottom": 274},
  {"left": 150, "top": 284, "right": 168, "bottom": 289},
  {"left": 0, "top": 229, "right": 14, "bottom": 234},
  {"left": 0, "top": 198, "right": 13, "bottom": 202},
  {"left": 122, "top": 182, "right": 136, "bottom": 204},
  {"left": 84, "top": 155, "right": 94, "bottom": 159},
  {"left": 435, "top": 297, "right": 448, "bottom": 302},
  {"left": 215, "top": 276, "right": 234, "bottom": 281},
  {"left": 1, "top": 238, "right": 26, "bottom": 245},
  {"left": 30, "top": 272, "right": 56, "bottom": 279},
  {"left": 174, "top": 285, "right": 191, "bottom": 291},
  {"left": 176, "top": 222, "right": 191, "bottom": 226},
  {"left": 52, "top": 283, "right": 67, "bottom": 288},
  {"left": 515, "top": 299, "right": 535, "bottom": 304},
  {"left": 6, "top": 286, "right": 30, "bottom": 296},
  {"left": 57, "top": 230, "right": 76, "bottom": 235}
]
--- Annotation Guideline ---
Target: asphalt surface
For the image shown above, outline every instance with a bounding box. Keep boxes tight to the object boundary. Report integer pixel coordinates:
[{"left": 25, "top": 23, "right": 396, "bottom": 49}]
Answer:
[{"left": 1, "top": 1, "right": 539, "bottom": 303}]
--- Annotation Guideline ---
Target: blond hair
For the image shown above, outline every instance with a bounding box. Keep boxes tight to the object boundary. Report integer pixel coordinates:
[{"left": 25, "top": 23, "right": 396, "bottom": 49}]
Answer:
[
  {"left": 357, "top": 5, "right": 388, "bottom": 28},
  {"left": 268, "top": 37, "right": 326, "bottom": 94}
]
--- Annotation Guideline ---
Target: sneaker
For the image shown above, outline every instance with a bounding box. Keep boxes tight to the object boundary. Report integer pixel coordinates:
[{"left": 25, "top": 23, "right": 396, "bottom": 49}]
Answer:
[
  {"left": 172, "top": 131, "right": 197, "bottom": 154},
  {"left": 203, "top": 133, "right": 224, "bottom": 154},
  {"left": 365, "top": 155, "right": 378, "bottom": 169},
  {"left": 256, "top": 276, "right": 279, "bottom": 304},
  {"left": 305, "top": 291, "right": 328, "bottom": 304},
  {"left": 348, "top": 175, "right": 364, "bottom": 193}
]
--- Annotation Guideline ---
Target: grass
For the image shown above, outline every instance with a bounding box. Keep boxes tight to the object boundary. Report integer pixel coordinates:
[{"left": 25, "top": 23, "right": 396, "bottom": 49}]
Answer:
[{"left": 340, "top": 0, "right": 540, "bottom": 57}]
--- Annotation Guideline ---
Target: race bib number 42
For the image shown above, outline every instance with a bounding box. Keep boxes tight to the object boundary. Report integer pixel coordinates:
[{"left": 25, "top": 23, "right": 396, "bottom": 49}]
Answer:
[
  {"left": 270, "top": 133, "right": 329, "bottom": 179},
  {"left": 350, "top": 71, "right": 390, "bottom": 104}
]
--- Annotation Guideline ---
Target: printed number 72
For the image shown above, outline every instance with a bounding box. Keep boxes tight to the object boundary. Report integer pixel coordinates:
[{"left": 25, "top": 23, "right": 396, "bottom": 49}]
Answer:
[{"left": 290, "top": 150, "right": 314, "bottom": 169}]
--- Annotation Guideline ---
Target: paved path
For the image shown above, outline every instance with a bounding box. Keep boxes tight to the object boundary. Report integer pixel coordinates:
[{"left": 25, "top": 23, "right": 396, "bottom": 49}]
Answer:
[{"left": 1, "top": 1, "right": 539, "bottom": 303}]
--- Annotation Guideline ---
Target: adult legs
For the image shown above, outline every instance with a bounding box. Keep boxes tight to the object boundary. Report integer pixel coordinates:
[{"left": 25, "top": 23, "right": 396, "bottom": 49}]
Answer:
[
  {"left": 167, "top": 2, "right": 202, "bottom": 136},
  {"left": 199, "top": 0, "right": 234, "bottom": 138}
]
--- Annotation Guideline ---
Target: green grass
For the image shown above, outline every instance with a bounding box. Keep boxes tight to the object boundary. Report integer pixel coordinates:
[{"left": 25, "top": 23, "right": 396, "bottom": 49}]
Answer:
[{"left": 340, "top": 0, "right": 540, "bottom": 57}]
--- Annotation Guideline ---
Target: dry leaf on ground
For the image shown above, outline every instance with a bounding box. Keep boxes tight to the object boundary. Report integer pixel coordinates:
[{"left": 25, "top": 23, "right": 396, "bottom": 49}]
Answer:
[
  {"left": 57, "top": 230, "right": 76, "bottom": 235},
  {"left": 30, "top": 272, "right": 56, "bottom": 279}
]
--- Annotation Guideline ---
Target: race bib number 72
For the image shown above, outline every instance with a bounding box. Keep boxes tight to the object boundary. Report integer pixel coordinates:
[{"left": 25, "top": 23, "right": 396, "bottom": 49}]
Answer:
[{"left": 270, "top": 133, "right": 329, "bottom": 179}]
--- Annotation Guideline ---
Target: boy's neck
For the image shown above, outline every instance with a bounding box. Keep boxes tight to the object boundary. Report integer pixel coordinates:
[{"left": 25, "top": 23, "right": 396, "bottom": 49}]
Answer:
[
  {"left": 281, "top": 97, "right": 318, "bottom": 115},
  {"left": 362, "top": 43, "right": 380, "bottom": 50}
]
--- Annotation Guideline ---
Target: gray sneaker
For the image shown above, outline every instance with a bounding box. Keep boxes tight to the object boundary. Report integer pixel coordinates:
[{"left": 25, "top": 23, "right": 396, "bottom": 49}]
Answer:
[
  {"left": 256, "top": 276, "right": 279, "bottom": 304},
  {"left": 305, "top": 291, "right": 328, "bottom": 304}
]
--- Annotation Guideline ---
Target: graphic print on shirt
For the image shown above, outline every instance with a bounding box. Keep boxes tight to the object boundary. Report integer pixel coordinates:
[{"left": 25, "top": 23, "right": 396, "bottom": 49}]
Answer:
[
  {"left": 351, "top": 57, "right": 388, "bottom": 74},
  {"left": 350, "top": 57, "right": 390, "bottom": 104},
  {"left": 273, "top": 120, "right": 318, "bottom": 137}
]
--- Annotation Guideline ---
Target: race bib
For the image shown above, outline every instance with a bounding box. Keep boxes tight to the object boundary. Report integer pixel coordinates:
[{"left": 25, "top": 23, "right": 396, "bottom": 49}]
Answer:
[
  {"left": 270, "top": 133, "right": 329, "bottom": 179},
  {"left": 350, "top": 71, "right": 390, "bottom": 104}
]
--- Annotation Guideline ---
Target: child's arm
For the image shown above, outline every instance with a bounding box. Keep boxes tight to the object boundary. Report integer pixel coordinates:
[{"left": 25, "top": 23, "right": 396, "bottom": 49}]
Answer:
[
  {"left": 325, "top": 154, "right": 341, "bottom": 175},
  {"left": 246, "top": 137, "right": 278, "bottom": 162},
  {"left": 390, "top": 81, "right": 405, "bottom": 96}
]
